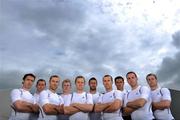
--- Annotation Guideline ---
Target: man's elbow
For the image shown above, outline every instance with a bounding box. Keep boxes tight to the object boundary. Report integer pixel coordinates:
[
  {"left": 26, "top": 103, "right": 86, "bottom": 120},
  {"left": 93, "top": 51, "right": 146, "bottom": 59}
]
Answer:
[
  {"left": 42, "top": 106, "right": 51, "bottom": 114},
  {"left": 87, "top": 105, "right": 93, "bottom": 112},
  {"left": 163, "top": 102, "right": 171, "bottom": 109},
  {"left": 43, "top": 108, "right": 49, "bottom": 114},
  {"left": 113, "top": 101, "right": 122, "bottom": 111},
  {"left": 63, "top": 108, "right": 70, "bottom": 115},
  {"left": 83, "top": 105, "right": 93, "bottom": 112},
  {"left": 14, "top": 104, "right": 22, "bottom": 111},
  {"left": 137, "top": 99, "right": 146, "bottom": 108},
  {"left": 94, "top": 109, "right": 101, "bottom": 112},
  {"left": 111, "top": 103, "right": 121, "bottom": 111},
  {"left": 94, "top": 107, "right": 101, "bottom": 112},
  {"left": 138, "top": 102, "right": 145, "bottom": 108},
  {"left": 13, "top": 102, "right": 24, "bottom": 112}
]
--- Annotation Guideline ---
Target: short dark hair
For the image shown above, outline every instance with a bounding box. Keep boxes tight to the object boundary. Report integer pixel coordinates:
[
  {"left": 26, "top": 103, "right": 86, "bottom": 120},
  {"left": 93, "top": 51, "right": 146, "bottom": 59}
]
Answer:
[
  {"left": 62, "top": 79, "right": 71, "bottom": 87},
  {"left": 146, "top": 73, "right": 157, "bottom": 80},
  {"left": 103, "top": 74, "right": 113, "bottom": 82},
  {"left": 126, "top": 71, "right": 137, "bottom": 78},
  {"left": 114, "top": 76, "right": 124, "bottom": 83},
  {"left": 49, "top": 75, "right": 59, "bottom": 82},
  {"left": 36, "top": 79, "right": 46, "bottom": 86},
  {"left": 23, "top": 73, "right": 36, "bottom": 81},
  {"left": 75, "top": 75, "right": 85, "bottom": 83},
  {"left": 88, "top": 77, "right": 97, "bottom": 85}
]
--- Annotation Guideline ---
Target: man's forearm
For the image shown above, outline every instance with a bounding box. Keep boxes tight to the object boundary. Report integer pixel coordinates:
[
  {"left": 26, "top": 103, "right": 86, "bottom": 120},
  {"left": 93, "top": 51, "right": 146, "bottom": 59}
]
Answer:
[
  {"left": 104, "top": 100, "right": 121, "bottom": 112},
  {"left": 71, "top": 103, "right": 93, "bottom": 112},
  {"left": 152, "top": 100, "right": 171, "bottom": 111},
  {"left": 123, "top": 106, "right": 135, "bottom": 115},
  {"left": 14, "top": 101, "right": 34, "bottom": 113},
  {"left": 127, "top": 98, "right": 146, "bottom": 109},
  {"left": 94, "top": 103, "right": 111, "bottom": 112},
  {"left": 64, "top": 106, "right": 80, "bottom": 115}
]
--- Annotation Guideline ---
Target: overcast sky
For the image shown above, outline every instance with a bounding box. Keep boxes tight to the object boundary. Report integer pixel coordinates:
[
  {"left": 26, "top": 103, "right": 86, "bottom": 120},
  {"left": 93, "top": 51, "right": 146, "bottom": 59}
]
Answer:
[{"left": 0, "top": 0, "right": 180, "bottom": 92}]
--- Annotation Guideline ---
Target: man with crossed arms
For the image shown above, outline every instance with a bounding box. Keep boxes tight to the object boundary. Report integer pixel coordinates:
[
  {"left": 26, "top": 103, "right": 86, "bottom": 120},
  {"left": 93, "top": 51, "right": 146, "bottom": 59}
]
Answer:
[
  {"left": 38, "top": 75, "right": 64, "bottom": 120},
  {"left": 95, "top": 75, "right": 124, "bottom": 120},
  {"left": 123, "top": 71, "right": 154, "bottom": 120}
]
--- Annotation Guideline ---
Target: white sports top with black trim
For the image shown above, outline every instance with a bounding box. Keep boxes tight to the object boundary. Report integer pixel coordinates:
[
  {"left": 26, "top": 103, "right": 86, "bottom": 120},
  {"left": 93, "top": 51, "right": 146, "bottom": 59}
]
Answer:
[
  {"left": 91, "top": 92, "right": 102, "bottom": 104},
  {"left": 151, "top": 87, "right": 174, "bottom": 120},
  {"left": 89, "top": 92, "right": 102, "bottom": 120},
  {"left": 39, "top": 89, "right": 64, "bottom": 107},
  {"left": 64, "top": 92, "right": 93, "bottom": 106},
  {"left": 11, "top": 88, "right": 34, "bottom": 104},
  {"left": 38, "top": 89, "right": 64, "bottom": 119},
  {"left": 34, "top": 92, "right": 40, "bottom": 104},
  {"left": 126, "top": 86, "right": 154, "bottom": 120},
  {"left": 64, "top": 92, "right": 93, "bottom": 120},
  {"left": 98, "top": 90, "right": 123, "bottom": 115},
  {"left": 9, "top": 88, "right": 35, "bottom": 119}
]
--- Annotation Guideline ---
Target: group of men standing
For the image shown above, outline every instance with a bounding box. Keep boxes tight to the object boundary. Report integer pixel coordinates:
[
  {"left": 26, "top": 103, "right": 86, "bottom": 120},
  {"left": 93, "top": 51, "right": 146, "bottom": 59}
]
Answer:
[{"left": 9, "top": 71, "right": 174, "bottom": 120}]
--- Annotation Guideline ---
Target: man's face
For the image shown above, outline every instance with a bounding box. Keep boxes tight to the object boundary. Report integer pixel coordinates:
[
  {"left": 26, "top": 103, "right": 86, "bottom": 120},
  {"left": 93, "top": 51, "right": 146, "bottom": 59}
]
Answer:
[
  {"left": 146, "top": 75, "right": 157, "bottom": 88},
  {"left": 127, "top": 73, "right": 138, "bottom": 88},
  {"left": 63, "top": 82, "right": 71, "bottom": 93},
  {"left": 76, "top": 78, "right": 85, "bottom": 91},
  {"left": 115, "top": 79, "right": 124, "bottom": 90},
  {"left": 49, "top": 77, "right": 59, "bottom": 91},
  {"left": 23, "top": 76, "right": 35, "bottom": 90},
  {"left": 103, "top": 76, "right": 112, "bottom": 91},
  {"left": 36, "top": 81, "right": 46, "bottom": 93},
  {"left": 89, "top": 80, "right": 97, "bottom": 91}
]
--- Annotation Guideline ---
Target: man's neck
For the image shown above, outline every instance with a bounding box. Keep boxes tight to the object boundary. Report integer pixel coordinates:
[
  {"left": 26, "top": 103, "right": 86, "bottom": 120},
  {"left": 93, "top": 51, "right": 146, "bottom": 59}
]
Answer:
[
  {"left": 131, "top": 85, "right": 138, "bottom": 90},
  {"left": 90, "top": 89, "right": 96, "bottom": 94},
  {"left": 63, "top": 91, "right": 70, "bottom": 95},
  {"left": 106, "top": 88, "right": 112, "bottom": 92},
  {"left": 49, "top": 88, "right": 56, "bottom": 93},
  {"left": 22, "top": 86, "right": 30, "bottom": 91},
  {"left": 117, "top": 88, "right": 124, "bottom": 91},
  {"left": 36, "top": 90, "right": 41, "bottom": 94},
  {"left": 151, "top": 86, "right": 158, "bottom": 91},
  {"left": 77, "top": 89, "right": 84, "bottom": 93}
]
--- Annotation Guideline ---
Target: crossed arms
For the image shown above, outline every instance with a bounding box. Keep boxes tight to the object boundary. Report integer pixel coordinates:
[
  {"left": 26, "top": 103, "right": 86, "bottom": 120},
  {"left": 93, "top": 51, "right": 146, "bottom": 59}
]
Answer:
[
  {"left": 94, "top": 99, "right": 122, "bottom": 113},
  {"left": 123, "top": 98, "right": 146, "bottom": 115},
  {"left": 152, "top": 100, "right": 171, "bottom": 111},
  {"left": 64, "top": 103, "right": 93, "bottom": 115},
  {"left": 13, "top": 100, "right": 39, "bottom": 113},
  {"left": 42, "top": 103, "right": 64, "bottom": 115}
]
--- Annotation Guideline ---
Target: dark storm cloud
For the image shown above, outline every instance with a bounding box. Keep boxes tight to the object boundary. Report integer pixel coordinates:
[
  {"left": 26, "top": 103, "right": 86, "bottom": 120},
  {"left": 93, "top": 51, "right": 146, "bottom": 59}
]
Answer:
[
  {"left": 157, "top": 30, "right": 180, "bottom": 90},
  {"left": 172, "top": 31, "right": 180, "bottom": 48}
]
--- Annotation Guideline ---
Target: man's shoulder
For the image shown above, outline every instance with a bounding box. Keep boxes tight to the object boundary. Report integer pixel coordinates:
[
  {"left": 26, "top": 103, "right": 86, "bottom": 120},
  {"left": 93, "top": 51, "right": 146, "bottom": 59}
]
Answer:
[
  {"left": 160, "top": 87, "right": 170, "bottom": 94},
  {"left": 11, "top": 88, "right": 21, "bottom": 94},
  {"left": 40, "top": 89, "right": 48, "bottom": 95},
  {"left": 140, "top": 85, "right": 151, "bottom": 92}
]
